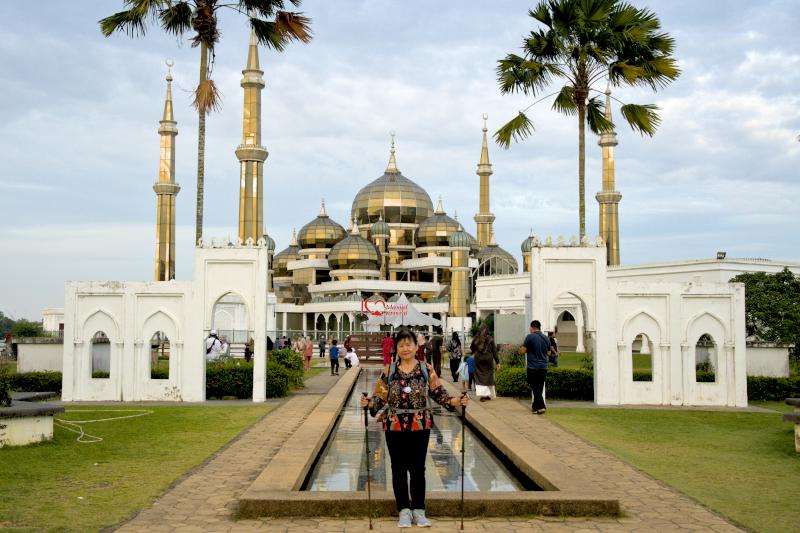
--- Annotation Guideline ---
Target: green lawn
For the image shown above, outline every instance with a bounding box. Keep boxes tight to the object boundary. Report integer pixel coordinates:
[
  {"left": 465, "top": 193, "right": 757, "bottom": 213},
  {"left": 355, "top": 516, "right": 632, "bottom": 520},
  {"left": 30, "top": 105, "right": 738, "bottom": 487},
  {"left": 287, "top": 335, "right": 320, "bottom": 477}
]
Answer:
[
  {"left": 548, "top": 407, "right": 800, "bottom": 533},
  {"left": 0, "top": 404, "right": 273, "bottom": 533}
]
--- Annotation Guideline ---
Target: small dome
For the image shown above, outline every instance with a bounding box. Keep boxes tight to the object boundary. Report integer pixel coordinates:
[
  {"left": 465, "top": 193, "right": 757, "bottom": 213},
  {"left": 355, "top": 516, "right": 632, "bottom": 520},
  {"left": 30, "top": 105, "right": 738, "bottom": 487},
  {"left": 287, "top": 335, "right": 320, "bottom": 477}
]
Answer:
[
  {"left": 328, "top": 227, "right": 381, "bottom": 271},
  {"left": 521, "top": 233, "right": 536, "bottom": 253},
  {"left": 475, "top": 235, "right": 519, "bottom": 276},
  {"left": 348, "top": 293, "right": 362, "bottom": 302},
  {"left": 273, "top": 230, "right": 301, "bottom": 277},
  {"left": 370, "top": 216, "right": 391, "bottom": 238},
  {"left": 263, "top": 233, "right": 276, "bottom": 252},
  {"left": 298, "top": 200, "right": 347, "bottom": 249},
  {"left": 388, "top": 294, "right": 400, "bottom": 302},
  {"left": 408, "top": 295, "right": 423, "bottom": 303},
  {"left": 448, "top": 226, "right": 471, "bottom": 248},
  {"left": 416, "top": 196, "right": 459, "bottom": 247}
]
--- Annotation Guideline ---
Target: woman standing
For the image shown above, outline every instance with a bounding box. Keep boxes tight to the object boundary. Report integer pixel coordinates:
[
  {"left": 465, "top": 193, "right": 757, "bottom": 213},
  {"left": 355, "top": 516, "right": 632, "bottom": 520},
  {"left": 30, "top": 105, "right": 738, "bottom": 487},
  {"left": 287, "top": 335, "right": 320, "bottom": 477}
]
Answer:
[
  {"left": 470, "top": 324, "right": 500, "bottom": 402},
  {"left": 361, "top": 327, "right": 468, "bottom": 528},
  {"left": 446, "top": 332, "right": 462, "bottom": 382}
]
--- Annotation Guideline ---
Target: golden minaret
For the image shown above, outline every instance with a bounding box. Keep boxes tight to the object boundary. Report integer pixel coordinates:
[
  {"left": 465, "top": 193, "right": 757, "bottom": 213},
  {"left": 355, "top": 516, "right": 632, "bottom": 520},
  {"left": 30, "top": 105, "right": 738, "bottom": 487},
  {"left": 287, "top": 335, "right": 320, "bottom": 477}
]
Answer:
[
  {"left": 595, "top": 88, "right": 622, "bottom": 265},
  {"left": 153, "top": 60, "right": 180, "bottom": 281},
  {"left": 236, "top": 29, "right": 268, "bottom": 243},
  {"left": 448, "top": 220, "right": 471, "bottom": 317},
  {"left": 473, "top": 113, "right": 495, "bottom": 248}
]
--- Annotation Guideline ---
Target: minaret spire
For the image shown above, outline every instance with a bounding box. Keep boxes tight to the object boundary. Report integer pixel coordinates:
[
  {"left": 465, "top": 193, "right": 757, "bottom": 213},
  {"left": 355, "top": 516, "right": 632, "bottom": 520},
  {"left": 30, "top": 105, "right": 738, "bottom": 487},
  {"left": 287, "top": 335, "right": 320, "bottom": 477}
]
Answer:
[
  {"left": 595, "top": 86, "right": 622, "bottom": 266},
  {"left": 154, "top": 59, "right": 180, "bottom": 281},
  {"left": 236, "top": 27, "right": 268, "bottom": 243},
  {"left": 319, "top": 198, "right": 328, "bottom": 217},
  {"left": 385, "top": 131, "right": 400, "bottom": 174},
  {"left": 474, "top": 113, "right": 496, "bottom": 248},
  {"left": 435, "top": 194, "right": 445, "bottom": 215}
]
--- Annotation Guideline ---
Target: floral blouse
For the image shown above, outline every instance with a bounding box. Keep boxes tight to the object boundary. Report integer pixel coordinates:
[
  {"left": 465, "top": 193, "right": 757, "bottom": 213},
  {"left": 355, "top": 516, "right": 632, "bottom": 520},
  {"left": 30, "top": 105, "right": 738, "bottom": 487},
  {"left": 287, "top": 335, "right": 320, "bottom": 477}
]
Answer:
[{"left": 369, "top": 361, "right": 456, "bottom": 431}]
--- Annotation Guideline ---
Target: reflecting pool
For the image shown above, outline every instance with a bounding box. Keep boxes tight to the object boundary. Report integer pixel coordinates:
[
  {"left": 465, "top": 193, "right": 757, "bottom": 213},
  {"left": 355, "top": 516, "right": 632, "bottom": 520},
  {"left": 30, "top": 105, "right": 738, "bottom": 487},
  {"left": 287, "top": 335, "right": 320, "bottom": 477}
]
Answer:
[{"left": 306, "top": 368, "right": 523, "bottom": 492}]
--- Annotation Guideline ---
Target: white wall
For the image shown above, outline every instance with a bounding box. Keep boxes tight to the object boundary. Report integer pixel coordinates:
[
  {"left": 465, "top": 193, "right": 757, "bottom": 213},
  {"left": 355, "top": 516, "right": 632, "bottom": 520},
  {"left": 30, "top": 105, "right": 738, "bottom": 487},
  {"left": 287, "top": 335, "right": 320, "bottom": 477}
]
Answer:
[
  {"left": 747, "top": 345, "right": 790, "bottom": 377},
  {"left": 17, "top": 343, "right": 63, "bottom": 372}
]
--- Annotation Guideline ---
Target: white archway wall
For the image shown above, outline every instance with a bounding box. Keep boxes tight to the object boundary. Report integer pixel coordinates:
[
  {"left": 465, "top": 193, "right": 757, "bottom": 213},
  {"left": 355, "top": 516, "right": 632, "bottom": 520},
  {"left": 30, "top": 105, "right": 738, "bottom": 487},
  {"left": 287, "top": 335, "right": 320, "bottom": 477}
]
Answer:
[
  {"left": 684, "top": 311, "right": 732, "bottom": 406},
  {"left": 138, "top": 310, "right": 182, "bottom": 401},
  {"left": 619, "top": 310, "right": 666, "bottom": 405}
]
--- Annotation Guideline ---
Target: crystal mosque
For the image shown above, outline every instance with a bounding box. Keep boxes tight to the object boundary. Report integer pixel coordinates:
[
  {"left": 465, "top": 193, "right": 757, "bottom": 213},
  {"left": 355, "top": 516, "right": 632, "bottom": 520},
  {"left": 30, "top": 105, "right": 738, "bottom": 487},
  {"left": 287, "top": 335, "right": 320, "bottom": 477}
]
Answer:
[{"left": 50, "top": 30, "right": 800, "bottom": 406}]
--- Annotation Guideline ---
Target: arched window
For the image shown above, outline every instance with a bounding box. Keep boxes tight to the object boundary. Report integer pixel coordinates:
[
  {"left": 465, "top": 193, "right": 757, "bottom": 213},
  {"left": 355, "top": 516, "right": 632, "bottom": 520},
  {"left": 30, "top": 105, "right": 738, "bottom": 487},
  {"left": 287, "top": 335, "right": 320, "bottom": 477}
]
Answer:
[
  {"left": 91, "top": 331, "right": 110, "bottom": 378},
  {"left": 695, "top": 333, "right": 717, "bottom": 382},
  {"left": 632, "top": 333, "right": 652, "bottom": 381},
  {"left": 150, "top": 331, "right": 169, "bottom": 380}
]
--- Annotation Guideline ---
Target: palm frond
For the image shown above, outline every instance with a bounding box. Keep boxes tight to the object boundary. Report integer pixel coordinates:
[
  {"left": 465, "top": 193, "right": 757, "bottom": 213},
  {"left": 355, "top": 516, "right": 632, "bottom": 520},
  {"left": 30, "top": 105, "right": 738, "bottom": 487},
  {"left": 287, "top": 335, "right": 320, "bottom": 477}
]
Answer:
[
  {"left": 274, "top": 11, "right": 313, "bottom": 43},
  {"left": 250, "top": 18, "right": 286, "bottom": 51},
  {"left": 551, "top": 85, "right": 577, "bottom": 116},
  {"left": 496, "top": 54, "right": 557, "bottom": 96},
  {"left": 494, "top": 112, "right": 535, "bottom": 149},
  {"left": 586, "top": 95, "right": 614, "bottom": 134},
  {"left": 99, "top": 9, "right": 148, "bottom": 38},
  {"left": 159, "top": 1, "right": 192, "bottom": 36},
  {"left": 528, "top": 2, "right": 552, "bottom": 28},
  {"left": 620, "top": 103, "right": 661, "bottom": 136},
  {"left": 193, "top": 78, "right": 223, "bottom": 114}
]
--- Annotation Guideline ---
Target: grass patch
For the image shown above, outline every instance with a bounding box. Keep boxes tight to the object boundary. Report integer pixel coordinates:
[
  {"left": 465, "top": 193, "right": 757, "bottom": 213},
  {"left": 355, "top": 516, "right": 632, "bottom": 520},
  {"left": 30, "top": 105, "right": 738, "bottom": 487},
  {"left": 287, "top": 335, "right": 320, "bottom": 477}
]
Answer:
[
  {"left": 304, "top": 366, "right": 327, "bottom": 380},
  {"left": 548, "top": 407, "right": 800, "bottom": 533},
  {"left": 751, "top": 400, "right": 796, "bottom": 413},
  {"left": 0, "top": 404, "right": 273, "bottom": 532}
]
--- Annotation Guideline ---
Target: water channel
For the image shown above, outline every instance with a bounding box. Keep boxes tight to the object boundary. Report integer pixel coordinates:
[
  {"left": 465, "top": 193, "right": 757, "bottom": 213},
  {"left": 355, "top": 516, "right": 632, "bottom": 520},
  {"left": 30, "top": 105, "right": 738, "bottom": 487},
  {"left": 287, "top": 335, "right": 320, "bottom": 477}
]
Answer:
[{"left": 306, "top": 368, "right": 526, "bottom": 492}]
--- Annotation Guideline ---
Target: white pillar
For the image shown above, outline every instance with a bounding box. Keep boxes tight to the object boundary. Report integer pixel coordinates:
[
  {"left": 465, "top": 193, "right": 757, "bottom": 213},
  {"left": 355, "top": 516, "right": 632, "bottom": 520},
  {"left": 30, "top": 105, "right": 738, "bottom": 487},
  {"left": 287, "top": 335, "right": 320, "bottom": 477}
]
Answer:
[
  {"left": 681, "top": 343, "right": 691, "bottom": 406},
  {"left": 575, "top": 307, "right": 586, "bottom": 353},
  {"left": 617, "top": 342, "right": 627, "bottom": 404},
  {"left": 253, "top": 247, "right": 269, "bottom": 403},
  {"left": 282, "top": 312, "right": 288, "bottom": 336}
]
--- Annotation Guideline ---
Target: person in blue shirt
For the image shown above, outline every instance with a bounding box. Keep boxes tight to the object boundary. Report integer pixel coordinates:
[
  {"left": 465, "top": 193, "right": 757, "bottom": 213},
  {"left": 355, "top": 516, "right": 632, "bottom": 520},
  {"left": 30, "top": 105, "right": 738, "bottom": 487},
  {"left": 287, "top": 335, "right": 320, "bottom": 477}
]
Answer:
[
  {"left": 329, "top": 339, "right": 340, "bottom": 376},
  {"left": 520, "top": 320, "right": 551, "bottom": 414}
]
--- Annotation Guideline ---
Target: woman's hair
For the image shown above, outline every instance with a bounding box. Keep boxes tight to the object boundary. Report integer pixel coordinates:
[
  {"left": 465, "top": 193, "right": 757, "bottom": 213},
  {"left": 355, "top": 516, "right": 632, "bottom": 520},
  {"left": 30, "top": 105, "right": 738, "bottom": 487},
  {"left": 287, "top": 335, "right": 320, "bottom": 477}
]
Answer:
[
  {"left": 450, "top": 331, "right": 461, "bottom": 345},
  {"left": 394, "top": 327, "right": 418, "bottom": 348},
  {"left": 473, "top": 323, "right": 491, "bottom": 353}
]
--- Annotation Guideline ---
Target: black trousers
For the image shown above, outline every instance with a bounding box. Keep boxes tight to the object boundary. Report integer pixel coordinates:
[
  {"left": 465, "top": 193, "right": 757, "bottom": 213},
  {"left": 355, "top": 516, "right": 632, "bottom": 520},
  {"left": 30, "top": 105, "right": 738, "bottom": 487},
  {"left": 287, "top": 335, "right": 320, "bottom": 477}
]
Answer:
[
  {"left": 330, "top": 358, "right": 339, "bottom": 374},
  {"left": 384, "top": 429, "right": 431, "bottom": 511},
  {"left": 527, "top": 368, "right": 547, "bottom": 411},
  {"left": 449, "top": 358, "right": 460, "bottom": 381}
]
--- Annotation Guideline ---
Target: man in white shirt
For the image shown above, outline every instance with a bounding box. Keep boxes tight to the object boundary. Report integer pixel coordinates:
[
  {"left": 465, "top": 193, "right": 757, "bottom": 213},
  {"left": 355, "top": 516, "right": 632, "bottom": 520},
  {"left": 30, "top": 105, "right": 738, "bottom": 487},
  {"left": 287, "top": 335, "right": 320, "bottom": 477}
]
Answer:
[
  {"left": 344, "top": 347, "right": 360, "bottom": 367},
  {"left": 206, "top": 330, "right": 222, "bottom": 361}
]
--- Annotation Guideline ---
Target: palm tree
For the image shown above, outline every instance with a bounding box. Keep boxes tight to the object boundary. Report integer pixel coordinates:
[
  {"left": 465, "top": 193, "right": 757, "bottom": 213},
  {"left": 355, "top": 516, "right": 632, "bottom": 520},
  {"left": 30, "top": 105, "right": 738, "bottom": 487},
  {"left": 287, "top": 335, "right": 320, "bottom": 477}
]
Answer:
[
  {"left": 495, "top": 0, "right": 678, "bottom": 239},
  {"left": 100, "top": 1, "right": 312, "bottom": 244}
]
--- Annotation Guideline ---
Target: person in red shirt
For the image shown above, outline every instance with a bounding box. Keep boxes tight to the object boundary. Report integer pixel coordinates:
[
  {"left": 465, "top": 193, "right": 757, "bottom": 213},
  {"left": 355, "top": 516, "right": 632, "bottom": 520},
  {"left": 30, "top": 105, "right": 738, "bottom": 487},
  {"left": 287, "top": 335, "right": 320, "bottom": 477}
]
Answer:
[{"left": 381, "top": 332, "right": 394, "bottom": 367}]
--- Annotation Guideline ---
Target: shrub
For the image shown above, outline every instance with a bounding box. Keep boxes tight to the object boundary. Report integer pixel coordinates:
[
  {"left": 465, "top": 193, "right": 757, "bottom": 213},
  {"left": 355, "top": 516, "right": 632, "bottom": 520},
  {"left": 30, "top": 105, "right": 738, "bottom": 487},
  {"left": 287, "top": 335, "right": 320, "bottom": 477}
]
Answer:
[
  {"left": 498, "top": 344, "right": 525, "bottom": 367},
  {"left": 747, "top": 375, "right": 800, "bottom": 401},
  {"left": 206, "top": 362, "right": 253, "bottom": 399},
  {"left": 0, "top": 365, "right": 11, "bottom": 406},
  {"left": 266, "top": 363, "right": 290, "bottom": 398},
  {"left": 496, "top": 367, "right": 594, "bottom": 400},
  {"left": 10, "top": 371, "right": 63, "bottom": 393},
  {"left": 270, "top": 348, "right": 304, "bottom": 388},
  {"left": 150, "top": 367, "right": 169, "bottom": 379}
]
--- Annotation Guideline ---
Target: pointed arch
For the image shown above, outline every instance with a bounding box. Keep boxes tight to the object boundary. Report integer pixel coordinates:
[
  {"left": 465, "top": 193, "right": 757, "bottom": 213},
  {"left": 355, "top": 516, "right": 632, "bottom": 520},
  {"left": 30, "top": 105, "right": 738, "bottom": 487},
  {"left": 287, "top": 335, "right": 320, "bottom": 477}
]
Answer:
[
  {"left": 620, "top": 310, "right": 664, "bottom": 346},
  {"left": 82, "top": 309, "right": 120, "bottom": 340},
  {"left": 685, "top": 311, "right": 728, "bottom": 345},
  {"left": 140, "top": 309, "right": 181, "bottom": 342}
]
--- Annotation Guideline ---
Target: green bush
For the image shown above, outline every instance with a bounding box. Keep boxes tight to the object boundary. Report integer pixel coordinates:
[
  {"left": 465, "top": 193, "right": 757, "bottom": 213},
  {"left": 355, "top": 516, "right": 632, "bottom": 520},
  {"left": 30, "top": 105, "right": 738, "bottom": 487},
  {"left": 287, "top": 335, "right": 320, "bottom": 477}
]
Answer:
[
  {"left": 498, "top": 344, "right": 525, "bottom": 367},
  {"left": 270, "top": 348, "right": 304, "bottom": 388},
  {"left": 266, "top": 363, "right": 290, "bottom": 398},
  {"left": 747, "top": 375, "right": 800, "bottom": 401},
  {"left": 150, "top": 367, "right": 169, "bottom": 379},
  {"left": 0, "top": 365, "right": 11, "bottom": 406},
  {"left": 206, "top": 361, "right": 253, "bottom": 399},
  {"left": 496, "top": 367, "right": 594, "bottom": 400},
  {"left": 9, "top": 371, "right": 63, "bottom": 393}
]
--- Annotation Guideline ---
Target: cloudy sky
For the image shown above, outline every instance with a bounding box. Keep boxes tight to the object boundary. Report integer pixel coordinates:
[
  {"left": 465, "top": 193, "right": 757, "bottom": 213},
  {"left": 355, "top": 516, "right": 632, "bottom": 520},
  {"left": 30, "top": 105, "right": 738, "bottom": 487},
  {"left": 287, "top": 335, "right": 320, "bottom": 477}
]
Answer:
[{"left": 1, "top": 0, "right": 798, "bottom": 319}]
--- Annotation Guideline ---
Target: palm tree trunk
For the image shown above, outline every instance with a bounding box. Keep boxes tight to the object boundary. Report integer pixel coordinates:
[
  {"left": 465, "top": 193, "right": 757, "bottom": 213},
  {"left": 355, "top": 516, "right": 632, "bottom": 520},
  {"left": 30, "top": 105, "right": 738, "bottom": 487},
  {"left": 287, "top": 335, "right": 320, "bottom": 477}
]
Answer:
[
  {"left": 195, "top": 43, "right": 208, "bottom": 245},
  {"left": 577, "top": 102, "right": 586, "bottom": 240}
]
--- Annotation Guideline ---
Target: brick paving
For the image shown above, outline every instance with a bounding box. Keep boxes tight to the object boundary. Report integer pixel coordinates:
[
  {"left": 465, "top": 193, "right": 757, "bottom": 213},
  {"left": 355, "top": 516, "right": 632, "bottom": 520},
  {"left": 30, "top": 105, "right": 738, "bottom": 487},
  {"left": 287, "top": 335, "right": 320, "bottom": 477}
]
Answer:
[{"left": 114, "top": 372, "right": 745, "bottom": 532}]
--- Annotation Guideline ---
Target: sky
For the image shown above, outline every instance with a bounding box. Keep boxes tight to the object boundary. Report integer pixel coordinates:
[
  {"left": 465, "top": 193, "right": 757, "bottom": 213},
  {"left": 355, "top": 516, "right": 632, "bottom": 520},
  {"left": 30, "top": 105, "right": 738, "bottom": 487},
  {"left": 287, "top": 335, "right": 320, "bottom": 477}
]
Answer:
[{"left": 0, "top": 0, "right": 798, "bottom": 320}]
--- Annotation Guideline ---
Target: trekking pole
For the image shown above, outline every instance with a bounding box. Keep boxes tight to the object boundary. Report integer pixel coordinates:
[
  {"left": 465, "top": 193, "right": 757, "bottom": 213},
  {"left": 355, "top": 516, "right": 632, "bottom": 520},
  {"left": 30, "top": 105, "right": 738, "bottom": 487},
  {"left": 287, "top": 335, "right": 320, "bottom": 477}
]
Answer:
[
  {"left": 362, "top": 392, "right": 373, "bottom": 530},
  {"left": 460, "top": 391, "right": 467, "bottom": 530}
]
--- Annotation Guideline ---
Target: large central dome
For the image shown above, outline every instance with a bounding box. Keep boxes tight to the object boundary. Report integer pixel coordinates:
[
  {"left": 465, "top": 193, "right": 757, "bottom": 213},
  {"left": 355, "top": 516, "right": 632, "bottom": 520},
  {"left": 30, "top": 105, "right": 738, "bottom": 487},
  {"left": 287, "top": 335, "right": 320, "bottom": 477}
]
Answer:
[{"left": 351, "top": 140, "right": 433, "bottom": 225}]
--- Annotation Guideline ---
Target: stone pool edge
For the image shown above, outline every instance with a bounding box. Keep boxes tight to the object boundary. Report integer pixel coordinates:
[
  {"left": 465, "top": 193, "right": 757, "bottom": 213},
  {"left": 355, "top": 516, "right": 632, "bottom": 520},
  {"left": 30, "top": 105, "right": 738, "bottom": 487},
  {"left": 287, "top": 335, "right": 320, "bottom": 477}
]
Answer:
[{"left": 238, "top": 367, "right": 619, "bottom": 518}]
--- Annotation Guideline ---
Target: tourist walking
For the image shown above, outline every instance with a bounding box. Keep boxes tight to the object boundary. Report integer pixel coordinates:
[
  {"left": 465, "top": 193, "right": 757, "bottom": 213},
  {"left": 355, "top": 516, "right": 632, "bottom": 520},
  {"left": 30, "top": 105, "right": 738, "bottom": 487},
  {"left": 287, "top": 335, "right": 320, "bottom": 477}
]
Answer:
[
  {"left": 446, "top": 332, "right": 463, "bottom": 382},
  {"left": 361, "top": 327, "right": 468, "bottom": 528},
  {"left": 205, "top": 330, "right": 222, "bottom": 362},
  {"left": 521, "top": 320, "right": 550, "bottom": 414},
  {"left": 381, "top": 332, "right": 395, "bottom": 367},
  {"left": 318, "top": 335, "right": 326, "bottom": 358},
  {"left": 548, "top": 331, "right": 559, "bottom": 367},
  {"left": 470, "top": 324, "right": 500, "bottom": 402},
  {"left": 431, "top": 335, "right": 443, "bottom": 378},
  {"left": 302, "top": 335, "right": 313, "bottom": 371},
  {"left": 329, "top": 339, "right": 340, "bottom": 376}
]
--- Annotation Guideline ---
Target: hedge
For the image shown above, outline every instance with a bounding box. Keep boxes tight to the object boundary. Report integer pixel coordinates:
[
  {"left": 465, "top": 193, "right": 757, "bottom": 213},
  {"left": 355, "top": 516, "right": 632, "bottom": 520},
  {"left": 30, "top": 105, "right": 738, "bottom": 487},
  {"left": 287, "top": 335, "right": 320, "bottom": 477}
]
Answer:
[
  {"left": 747, "top": 375, "right": 800, "bottom": 401},
  {"left": 205, "top": 360, "right": 292, "bottom": 399},
  {"left": 269, "top": 348, "right": 304, "bottom": 389},
  {"left": 9, "top": 371, "right": 63, "bottom": 393},
  {"left": 632, "top": 371, "right": 715, "bottom": 383},
  {"left": 496, "top": 367, "right": 594, "bottom": 401}
]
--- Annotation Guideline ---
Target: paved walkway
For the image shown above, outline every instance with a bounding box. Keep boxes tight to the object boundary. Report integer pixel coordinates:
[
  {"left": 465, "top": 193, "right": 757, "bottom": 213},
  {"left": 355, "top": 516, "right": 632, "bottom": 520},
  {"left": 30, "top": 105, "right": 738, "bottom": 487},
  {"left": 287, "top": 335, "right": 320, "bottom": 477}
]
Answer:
[{"left": 114, "top": 373, "right": 745, "bottom": 532}]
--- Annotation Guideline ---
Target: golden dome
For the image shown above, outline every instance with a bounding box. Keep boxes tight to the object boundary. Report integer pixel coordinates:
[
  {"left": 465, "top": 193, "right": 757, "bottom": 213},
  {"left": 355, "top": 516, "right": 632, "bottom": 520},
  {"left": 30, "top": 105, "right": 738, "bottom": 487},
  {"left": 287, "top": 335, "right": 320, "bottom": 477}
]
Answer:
[
  {"left": 328, "top": 224, "right": 381, "bottom": 271},
  {"left": 273, "top": 229, "right": 300, "bottom": 277},
  {"left": 351, "top": 138, "right": 433, "bottom": 226},
  {"left": 416, "top": 196, "right": 459, "bottom": 247},
  {"left": 475, "top": 233, "right": 519, "bottom": 276},
  {"left": 297, "top": 199, "right": 347, "bottom": 249}
]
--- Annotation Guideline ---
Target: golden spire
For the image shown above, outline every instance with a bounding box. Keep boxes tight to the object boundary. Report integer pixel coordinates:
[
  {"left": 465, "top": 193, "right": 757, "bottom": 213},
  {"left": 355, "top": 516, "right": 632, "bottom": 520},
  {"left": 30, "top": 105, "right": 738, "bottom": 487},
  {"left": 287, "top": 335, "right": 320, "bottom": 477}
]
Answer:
[
  {"left": 478, "top": 113, "right": 492, "bottom": 170},
  {"left": 435, "top": 194, "right": 445, "bottom": 215},
  {"left": 385, "top": 131, "right": 400, "bottom": 174},
  {"left": 351, "top": 215, "right": 360, "bottom": 235},
  {"left": 474, "top": 113, "right": 495, "bottom": 248},
  {"left": 246, "top": 26, "right": 260, "bottom": 71},
  {"left": 596, "top": 85, "right": 622, "bottom": 266},
  {"left": 290, "top": 228, "right": 298, "bottom": 247},
  {"left": 154, "top": 59, "right": 180, "bottom": 281},
  {"left": 319, "top": 198, "right": 328, "bottom": 217},
  {"left": 489, "top": 231, "right": 497, "bottom": 247}
]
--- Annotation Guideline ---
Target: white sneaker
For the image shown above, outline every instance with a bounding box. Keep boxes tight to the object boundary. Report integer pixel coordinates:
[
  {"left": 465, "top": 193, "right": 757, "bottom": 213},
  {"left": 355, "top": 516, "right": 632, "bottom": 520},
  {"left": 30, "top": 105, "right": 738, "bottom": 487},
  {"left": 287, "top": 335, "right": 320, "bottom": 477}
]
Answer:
[
  {"left": 412, "top": 509, "right": 431, "bottom": 527},
  {"left": 397, "top": 508, "right": 412, "bottom": 528}
]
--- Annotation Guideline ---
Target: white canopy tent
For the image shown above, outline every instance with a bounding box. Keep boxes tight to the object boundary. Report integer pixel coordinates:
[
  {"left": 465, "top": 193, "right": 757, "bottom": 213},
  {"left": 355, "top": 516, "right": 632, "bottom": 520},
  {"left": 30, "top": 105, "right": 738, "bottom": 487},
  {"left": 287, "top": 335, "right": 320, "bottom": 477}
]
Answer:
[{"left": 364, "top": 294, "right": 441, "bottom": 330}]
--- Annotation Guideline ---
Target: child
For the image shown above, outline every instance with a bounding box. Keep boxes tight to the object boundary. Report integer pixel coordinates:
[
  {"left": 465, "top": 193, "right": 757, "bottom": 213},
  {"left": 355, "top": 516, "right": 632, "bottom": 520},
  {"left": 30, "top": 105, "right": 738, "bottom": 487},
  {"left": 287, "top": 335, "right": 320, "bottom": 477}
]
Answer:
[
  {"left": 329, "top": 339, "right": 340, "bottom": 376},
  {"left": 466, "top": 354, "right": 475, "bottom": 391},
  {"left": 344, "top": 346, "right": 360, "bottom": 368},
  {"left": 457, "top": 352, "right": 470, "bottom": 393}
]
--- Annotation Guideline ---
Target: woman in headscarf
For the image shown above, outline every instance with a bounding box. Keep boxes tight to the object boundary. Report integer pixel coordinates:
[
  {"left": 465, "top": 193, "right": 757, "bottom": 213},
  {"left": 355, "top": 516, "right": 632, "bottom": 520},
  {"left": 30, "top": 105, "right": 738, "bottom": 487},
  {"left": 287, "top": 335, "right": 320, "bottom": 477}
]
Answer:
[
  {"left": 470, "top": 323, "right": 500, "bottom": 402},
  {"left": 361, "top": 327, "right": 468, "bottom": 528}
]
